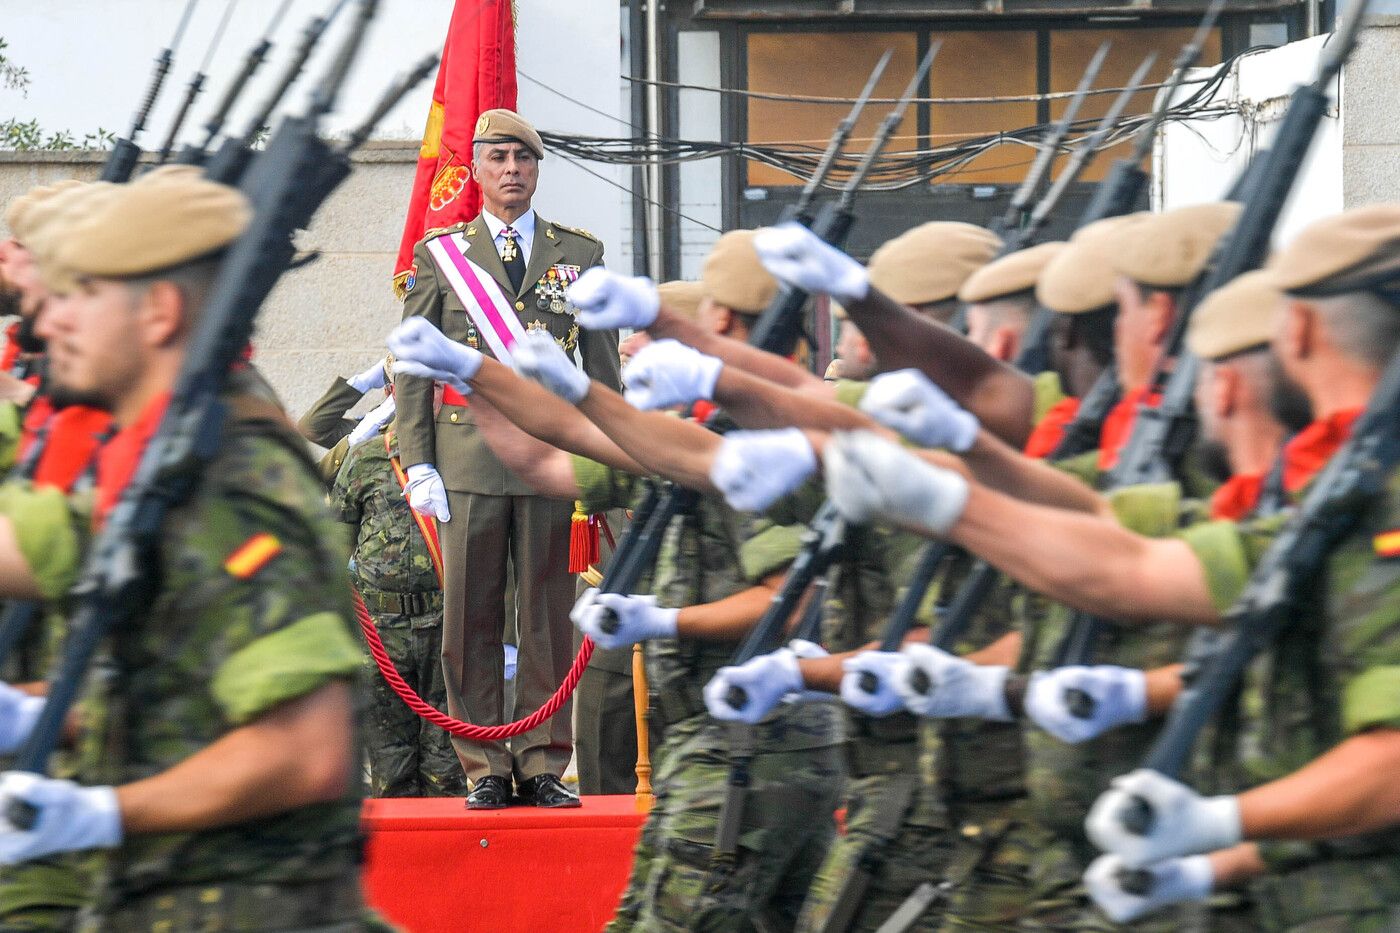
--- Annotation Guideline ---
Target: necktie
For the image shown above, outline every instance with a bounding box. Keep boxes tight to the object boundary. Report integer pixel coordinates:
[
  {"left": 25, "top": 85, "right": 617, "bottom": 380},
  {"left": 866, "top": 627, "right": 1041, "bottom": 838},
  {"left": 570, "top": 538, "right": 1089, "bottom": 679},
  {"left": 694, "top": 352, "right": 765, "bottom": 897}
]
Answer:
[{"left": 500, "top": 226, "right": 526, "bottom": 294}]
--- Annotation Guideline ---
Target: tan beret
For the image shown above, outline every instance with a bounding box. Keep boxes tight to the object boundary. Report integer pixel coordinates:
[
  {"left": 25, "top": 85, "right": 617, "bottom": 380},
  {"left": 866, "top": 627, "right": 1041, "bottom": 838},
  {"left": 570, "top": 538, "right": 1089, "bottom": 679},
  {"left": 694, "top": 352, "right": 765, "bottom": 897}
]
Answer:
[
  {"left": 4, "top": 179, "right": 87, "bottom": 244},
  {"left": 656, "top": 280, "right": 706, "bottom": 322},
  {"left": 959, "top": 241, "right": 1066, "bottom": 304},
  {"left": 1264, "top": 204, "right": 1400, "bottom": 296},
  {"left": 473, "top": 108, "right": 544, "bottom": 161},
  {"left": 868, "top": 222, "right": 1002, "bottom": 305},
  {"left": 702, "top": 230, "right": 778, "bottom": 315},
  {"left": 42, "top": 175, "right": 251, "bottom": 293},
  {"left": 1187, "top": 270, "right": 1283, "bottom": 361},
  {"left": 1111, "top": 202, "right": 1242, "bottom": 289},
  {"left": 1037, "top": 214, "right": 1145, "bottom": 314}
]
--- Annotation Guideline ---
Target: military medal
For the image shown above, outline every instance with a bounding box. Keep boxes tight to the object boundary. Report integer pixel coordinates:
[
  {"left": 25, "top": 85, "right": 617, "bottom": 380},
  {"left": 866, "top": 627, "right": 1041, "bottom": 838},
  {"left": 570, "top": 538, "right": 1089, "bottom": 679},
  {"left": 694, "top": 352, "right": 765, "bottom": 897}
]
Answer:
[{"left": 500, "top": 232, "right": 519, "bottom": 263}]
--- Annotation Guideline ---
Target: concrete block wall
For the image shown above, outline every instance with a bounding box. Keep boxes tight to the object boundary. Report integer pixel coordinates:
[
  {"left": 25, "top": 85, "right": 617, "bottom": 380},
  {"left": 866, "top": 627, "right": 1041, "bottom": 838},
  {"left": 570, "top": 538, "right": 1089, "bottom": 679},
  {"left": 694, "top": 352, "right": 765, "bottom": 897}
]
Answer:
[
  {"left": 0, "top": 145, "right": 422, "bottom": 428},
  {"left": 1342, "top": 15, "right": 1400, "bottom": 207}
]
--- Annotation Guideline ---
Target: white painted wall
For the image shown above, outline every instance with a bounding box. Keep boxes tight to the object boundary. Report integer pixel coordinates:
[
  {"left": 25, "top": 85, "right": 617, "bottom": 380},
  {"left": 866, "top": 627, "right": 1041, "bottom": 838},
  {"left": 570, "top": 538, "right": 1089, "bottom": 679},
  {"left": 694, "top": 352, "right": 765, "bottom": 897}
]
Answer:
[{"left": 1158, "top": 34, "right": 1342, "bottom": 249}]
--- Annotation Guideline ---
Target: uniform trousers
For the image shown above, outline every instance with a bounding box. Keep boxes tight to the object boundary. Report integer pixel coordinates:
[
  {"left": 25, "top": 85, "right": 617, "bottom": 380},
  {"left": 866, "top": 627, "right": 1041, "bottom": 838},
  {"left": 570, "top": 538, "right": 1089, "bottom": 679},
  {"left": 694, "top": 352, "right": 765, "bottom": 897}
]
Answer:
[{"left": 440, "top": 490, "right": 576, "bottom": 782}]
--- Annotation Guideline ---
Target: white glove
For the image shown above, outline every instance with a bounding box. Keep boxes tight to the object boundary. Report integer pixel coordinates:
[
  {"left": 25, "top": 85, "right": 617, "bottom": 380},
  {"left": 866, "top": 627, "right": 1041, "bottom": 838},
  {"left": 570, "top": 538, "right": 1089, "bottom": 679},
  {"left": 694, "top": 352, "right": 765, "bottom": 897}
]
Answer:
[
  {"left": 894, "top": 643, "right": 1012, "bottom": 721},
  {"left": 1086, "top": 769, "right": 1241, "bottom": 868},
  {"left": 622, "top": 340, "right": 723, "bottom": 411},
  {"left": 860, "top": 369, "right": 979, "bottom": 452},
  {"left": 753, "top": 222, "right": 869, "bottom": 304},
  {"left": 703, "top": 649, "right": 805, "bottom": 725},
  {"left": 1025, "top": 665, "right": 1149, "bottom": 744},
  {"left": 787, "top": 638, "right": 828, "bottom": 660},
  {"left": 824, "top": 431, "right": 969, "bottom": 535},
  {"left": 348, "top": 360, "right": 389, "bottom": 394},
  {"left": 572, "top": 593, "right": 679, "bottom": 650},
  {"left": 387, "top": 318, "right": 482, "bottom": 395},
  {"left": 710, "top": 428, "right": 817, "bottom": 513},
  {"left": 346, "top": 395, "right": 396, "bottom": 447},
  {"left": 0, "top": 772, "right": 121, "bottom": 864},
  {"left": 839, "top": 651, "right": 908, "bottom": 717},
  {"left": 568, "top": 268, "right": 660, "bottom": 331},
  {"left": 1085, "top": 854, "right": 1214, "bottom": 924},
  {"left": 404, "top": 463, "right": 450, "bottom": 522},
  {"left": 0, "top": 685, "right": 44, "bottom": 756},
  {"left": 512, "top": 330, "right": 590, "bottom": 404}
]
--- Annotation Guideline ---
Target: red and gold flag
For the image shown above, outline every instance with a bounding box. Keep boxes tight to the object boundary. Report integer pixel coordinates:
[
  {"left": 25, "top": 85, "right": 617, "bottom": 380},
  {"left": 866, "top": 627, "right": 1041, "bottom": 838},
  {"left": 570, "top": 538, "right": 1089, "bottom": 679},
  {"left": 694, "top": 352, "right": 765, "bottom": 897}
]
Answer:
[{"left": 392, "top": 0, "right": 517, "bottom": 298}]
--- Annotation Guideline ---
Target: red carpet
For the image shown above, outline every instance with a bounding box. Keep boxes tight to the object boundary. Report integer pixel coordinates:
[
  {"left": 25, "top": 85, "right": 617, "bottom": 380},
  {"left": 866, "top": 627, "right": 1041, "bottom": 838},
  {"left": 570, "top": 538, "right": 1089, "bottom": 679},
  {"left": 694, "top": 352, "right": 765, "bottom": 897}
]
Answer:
[{"left": 362, "top": 795, "right": 646, "bottom": 932}]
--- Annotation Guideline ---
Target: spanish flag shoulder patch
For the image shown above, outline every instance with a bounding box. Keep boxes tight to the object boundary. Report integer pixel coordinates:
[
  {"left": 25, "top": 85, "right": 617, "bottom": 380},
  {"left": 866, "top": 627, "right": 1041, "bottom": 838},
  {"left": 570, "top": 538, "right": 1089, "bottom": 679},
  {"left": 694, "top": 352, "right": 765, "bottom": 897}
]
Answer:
[
  {"left": 224, "top": 532, "right": 283, "bottom": 579},
  {"left": 1373, "top": 530, "right": 1400, "bottom": 559}
]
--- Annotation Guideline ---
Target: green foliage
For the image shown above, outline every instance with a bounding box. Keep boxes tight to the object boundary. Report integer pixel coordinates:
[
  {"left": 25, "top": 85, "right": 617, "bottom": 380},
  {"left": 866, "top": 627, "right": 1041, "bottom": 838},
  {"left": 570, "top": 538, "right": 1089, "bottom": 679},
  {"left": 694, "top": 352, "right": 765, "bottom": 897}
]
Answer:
[{"left": 0, "top": 37, "right": 113, "bottom": 151}]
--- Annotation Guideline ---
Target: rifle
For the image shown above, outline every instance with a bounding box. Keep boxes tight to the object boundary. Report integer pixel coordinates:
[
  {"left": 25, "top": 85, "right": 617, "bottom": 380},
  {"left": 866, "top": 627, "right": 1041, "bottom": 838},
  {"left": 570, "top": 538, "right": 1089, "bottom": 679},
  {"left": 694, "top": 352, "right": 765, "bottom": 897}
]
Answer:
[
  {"left": 153, "top": 0, "right": 243, "bottom": 166},
  {"left": 175, "top": 0, "right": 297, "bottom": 165},
  {"left": 990, "top": 42, "right": 1110, "bottom": 239},
  {"left": 594, "top": 48, "right": 929, "bottom": 637},
  {"left": 858, "top": 57, "right": 1160, "bottom": 693},
  {"left": 6, "top": 0, "right": 441, "bottom": 828},
  {"left": 204, "top": 0, "right": 353, "bottom": 185},
  {"left": 1056, "top": 0, "right": 1371, "bottom": 708},
  {"left": 100, "top": 0, "right": 201, "bottom": 182},
  {"left": 1115, "top": 344, "right": 1400, "bottom": 895},
  {"left": 1079, "top": 0, "right": 1226, "bottom": 227}
]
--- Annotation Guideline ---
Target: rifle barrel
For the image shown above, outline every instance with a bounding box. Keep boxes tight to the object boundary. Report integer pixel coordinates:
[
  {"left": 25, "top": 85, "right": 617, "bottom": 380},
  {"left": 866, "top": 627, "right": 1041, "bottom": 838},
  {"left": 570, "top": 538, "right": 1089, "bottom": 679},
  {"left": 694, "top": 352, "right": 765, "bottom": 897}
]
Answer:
[
  {"left": 836, "top": 41, "right": 940, "bottom": 211},
  {"left": 790, "top": 50, "right": 892, "bottom": 221}
]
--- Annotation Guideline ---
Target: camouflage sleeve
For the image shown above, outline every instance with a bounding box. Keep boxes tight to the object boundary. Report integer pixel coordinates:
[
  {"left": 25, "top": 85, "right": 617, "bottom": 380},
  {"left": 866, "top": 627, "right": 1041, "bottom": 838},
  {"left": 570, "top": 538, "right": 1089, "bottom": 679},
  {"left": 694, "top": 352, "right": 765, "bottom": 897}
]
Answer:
[
  {"left": 0, "top": 402, "right": 21, "bottom": 475},
  {"left": 1176, "top": 511, "right": 1290, "bottom": 613},
  {"left": 0, "top": 482, "right": 86, "bottom": 601},
  {"left": 570, "top": 453, "right": 637, "bottom": 514},
  {"left": 1334, "top": 488, "right": 1400, "bottom": 735},
  {"left": 1032, "top": 370, "right": 1068, "bottom": 423},
  {"left": 192, "top": 435, "right": 361, "bottom": 726},
  {"left": 739, "top": 521, "right": 803, "bottom": 583},
  {"left": 1106, "top": 481, "right": 1182, "bottom": 537},
  {"left": 833, "top": 379, "right": 870, "bottom": 409},
  {"left": 328, "top": 441, "right": 370, "bottom": 526},
  {"left": 1054, "top": 448, "right": 1102, "bottom": 488}
]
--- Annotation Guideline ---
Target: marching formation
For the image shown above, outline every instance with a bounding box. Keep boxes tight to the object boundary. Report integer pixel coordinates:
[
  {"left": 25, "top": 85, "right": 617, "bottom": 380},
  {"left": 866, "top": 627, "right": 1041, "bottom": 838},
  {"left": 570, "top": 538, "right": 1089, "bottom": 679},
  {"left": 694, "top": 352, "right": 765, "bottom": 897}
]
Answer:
[{"left": 0, "top": 0, "right": 1396, "bottom": 930}]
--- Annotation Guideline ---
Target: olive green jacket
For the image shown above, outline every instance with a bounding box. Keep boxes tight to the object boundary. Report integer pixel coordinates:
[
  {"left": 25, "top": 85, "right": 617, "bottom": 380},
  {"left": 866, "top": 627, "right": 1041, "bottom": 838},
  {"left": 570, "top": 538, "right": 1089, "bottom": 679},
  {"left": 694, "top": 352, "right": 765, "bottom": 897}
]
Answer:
[{"left": 396, "top": 213, "right": 622, "bottom": 496}]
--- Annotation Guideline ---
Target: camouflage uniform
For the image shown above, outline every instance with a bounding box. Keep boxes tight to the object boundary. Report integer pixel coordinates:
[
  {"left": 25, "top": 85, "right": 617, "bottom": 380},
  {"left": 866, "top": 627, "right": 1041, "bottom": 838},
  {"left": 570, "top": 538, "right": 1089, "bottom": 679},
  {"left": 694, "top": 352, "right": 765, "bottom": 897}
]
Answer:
[
  {"left": 0, "top": 391, "right": 374, "bottom": 932},
  {"left": 571, "top": 456, "right": 845, "bottom": 933},
  {"left": 1173, "top": 465, "right": 1400, "bottom": 931},
  {"left": 331, "top": 428, "right": 465, "bottom": 798}
]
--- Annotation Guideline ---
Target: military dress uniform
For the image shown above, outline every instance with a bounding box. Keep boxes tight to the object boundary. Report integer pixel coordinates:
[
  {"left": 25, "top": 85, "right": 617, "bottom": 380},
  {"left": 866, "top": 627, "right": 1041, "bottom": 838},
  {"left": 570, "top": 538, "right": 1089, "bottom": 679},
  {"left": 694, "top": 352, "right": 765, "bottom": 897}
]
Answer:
[
  {"left": 397, "top": 189, "right": 622, "bottom": 785},
  {"left": 332, "top": 428, "right": 466, "bottom": 798}
]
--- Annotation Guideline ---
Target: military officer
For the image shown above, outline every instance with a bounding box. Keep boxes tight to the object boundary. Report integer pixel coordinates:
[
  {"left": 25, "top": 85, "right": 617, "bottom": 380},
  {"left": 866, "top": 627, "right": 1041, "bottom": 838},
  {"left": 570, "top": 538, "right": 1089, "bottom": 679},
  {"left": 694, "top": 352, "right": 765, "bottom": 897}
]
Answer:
[
  {"left": 395, "top": 108, "right": 622, "bottom": 809},
  {"left": 297, "top": 356, "right": 397, "bottom": 484}
]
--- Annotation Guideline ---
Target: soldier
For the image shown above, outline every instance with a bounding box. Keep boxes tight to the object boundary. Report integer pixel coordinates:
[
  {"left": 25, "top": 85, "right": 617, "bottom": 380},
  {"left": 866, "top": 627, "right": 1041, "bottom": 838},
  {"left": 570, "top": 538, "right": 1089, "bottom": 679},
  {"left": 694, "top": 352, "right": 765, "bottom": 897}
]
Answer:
[
  {"left": 389, "top": 229, "right": 844, "bottom": 931},
  {"left": 297, "top": 356, "right": 397, "bottom": 484},
  {"left": 330, "top": 415, "right": 465, "bottom": 799},
  {"left": 0, "top": 169, "right": 372, "bottom": 930},
  {"left": 395, "top": 108, "right": 622, "bottom": 810},
  {"left": 822, "top": 206, "right": 1400, "bottom": 929}
]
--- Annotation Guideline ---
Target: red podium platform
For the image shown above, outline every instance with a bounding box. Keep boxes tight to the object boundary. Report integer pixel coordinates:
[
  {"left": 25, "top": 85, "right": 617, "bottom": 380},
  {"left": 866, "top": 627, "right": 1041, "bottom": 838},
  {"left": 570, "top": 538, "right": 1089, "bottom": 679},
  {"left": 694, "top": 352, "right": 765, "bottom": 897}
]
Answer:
[{"left": 362, "top": 795, "right": 646, "bottom": 932}]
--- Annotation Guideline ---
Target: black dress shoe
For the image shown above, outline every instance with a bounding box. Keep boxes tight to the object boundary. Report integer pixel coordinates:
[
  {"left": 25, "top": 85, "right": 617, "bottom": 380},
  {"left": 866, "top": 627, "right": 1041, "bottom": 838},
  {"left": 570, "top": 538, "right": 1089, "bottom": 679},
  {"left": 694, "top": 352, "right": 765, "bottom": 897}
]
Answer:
[
  {"left": 515, "top": 773, "right": 581, "bottom": 808},
  {"left": 465, "top": 775, "right": 512, "bottom": 810}
]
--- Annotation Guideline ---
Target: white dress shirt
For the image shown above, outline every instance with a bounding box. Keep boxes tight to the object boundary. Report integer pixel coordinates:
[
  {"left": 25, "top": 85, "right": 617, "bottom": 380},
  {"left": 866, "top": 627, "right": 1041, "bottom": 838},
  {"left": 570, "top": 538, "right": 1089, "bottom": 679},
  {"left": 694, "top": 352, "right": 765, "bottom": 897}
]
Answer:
[{"left": 481, "top": 208, "right": 536, "bottom": 266}]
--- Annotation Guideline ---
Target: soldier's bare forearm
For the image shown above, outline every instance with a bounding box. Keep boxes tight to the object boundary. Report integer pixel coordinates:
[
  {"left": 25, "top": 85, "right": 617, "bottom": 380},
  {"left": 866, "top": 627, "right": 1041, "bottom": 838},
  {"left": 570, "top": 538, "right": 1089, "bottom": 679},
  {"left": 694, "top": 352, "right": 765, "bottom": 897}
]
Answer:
[
  {"left": 677, "top": 575, "right": 784, "bottom": 642},
  {"left": 1144, "top": 664, "right": 1186, "bottom": 716},
  {"left": 1208, "top": 844, "right": 1265, "bottom": 888},
  {"left": 714, "top": 367, "right": 875, "bottom": 433},
  {"left": 648, "top": 308, "right": 821, "bottom": 391},
  {"left": 950, "top": 484, "right": 1221, "bottom": 627},
  {"left": 959, "top": 431, "right": 1105, "bottom": 513},
  {"left": 116, "top": 681, "right": 355, "bottom": 835},
  {"left": 843, "top": 287, "right": 1036, "bottom": 446},
  {"left": 1237, "top": 730, "right": 1400, "bottom": 841},
  {"left": 578, "top": 382, "right": 721, "bottom": 494},
  {"left": 470, "top": 358, "right": 642, "bottom": 473}
]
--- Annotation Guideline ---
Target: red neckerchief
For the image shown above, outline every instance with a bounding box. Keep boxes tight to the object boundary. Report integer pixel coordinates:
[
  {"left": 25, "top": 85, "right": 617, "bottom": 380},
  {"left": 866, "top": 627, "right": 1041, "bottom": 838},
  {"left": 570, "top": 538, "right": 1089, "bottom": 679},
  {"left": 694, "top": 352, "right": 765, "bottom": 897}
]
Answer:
[
  {"left": 1282, "top": 408, "right": 1362, "bottom": 493},
  {"left": 1210, "top": 472, "right": 1265, "bottom": 520},
  {"left": 0, "top": 323, "right": 19, "bottom": 373},
  {"left": 93, "top": 392, "right": 171, "bottom": 528},
  {"left": 1022, "top": 397, "right": 1081, "bottom": 459},
  {"left": 1097, "top": 385, "right": 1159, "bottom": 472},
  {"left": 32, "top": 406, "right": 112, "bottom": 493}
]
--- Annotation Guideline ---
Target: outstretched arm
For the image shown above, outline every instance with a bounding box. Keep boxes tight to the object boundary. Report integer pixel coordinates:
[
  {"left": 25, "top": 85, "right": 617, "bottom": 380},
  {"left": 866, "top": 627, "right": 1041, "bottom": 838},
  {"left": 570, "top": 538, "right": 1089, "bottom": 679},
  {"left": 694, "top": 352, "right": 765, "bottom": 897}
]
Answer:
[
  {"left": 648, "top": 307, "right": 825, "bottom": 392},
  {"left": 712, "top": 365, "right": 876, "bottom": 432},
  {"left": 577, "top": 382, "right": 722, "bottom": 495}
]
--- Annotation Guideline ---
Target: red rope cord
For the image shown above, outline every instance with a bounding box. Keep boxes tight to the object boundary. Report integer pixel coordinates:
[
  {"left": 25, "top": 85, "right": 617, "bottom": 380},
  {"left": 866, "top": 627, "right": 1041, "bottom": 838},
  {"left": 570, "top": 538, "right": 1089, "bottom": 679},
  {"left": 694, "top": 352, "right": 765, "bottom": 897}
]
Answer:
[{"left": 355, "top": 590, "right": 595, "bottom": 740}]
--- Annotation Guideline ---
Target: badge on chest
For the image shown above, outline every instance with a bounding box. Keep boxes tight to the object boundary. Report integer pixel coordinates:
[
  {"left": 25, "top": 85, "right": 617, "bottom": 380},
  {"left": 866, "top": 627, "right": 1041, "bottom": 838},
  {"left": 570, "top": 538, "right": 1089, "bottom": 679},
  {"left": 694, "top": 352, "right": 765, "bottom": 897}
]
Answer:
[{"left": 535, "top": 264, "right": 582, "bottom": 315}]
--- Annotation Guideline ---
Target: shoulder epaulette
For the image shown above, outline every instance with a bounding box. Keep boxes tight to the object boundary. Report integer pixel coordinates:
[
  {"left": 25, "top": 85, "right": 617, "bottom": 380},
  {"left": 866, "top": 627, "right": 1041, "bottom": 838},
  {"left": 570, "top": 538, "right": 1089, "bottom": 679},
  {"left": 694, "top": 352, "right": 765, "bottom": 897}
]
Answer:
[
  {"left": 552, "top": 222, "right": 600, "bottom": 244},
  {"left": 420, "top": 221, "right": 469, "bottom": 244}
]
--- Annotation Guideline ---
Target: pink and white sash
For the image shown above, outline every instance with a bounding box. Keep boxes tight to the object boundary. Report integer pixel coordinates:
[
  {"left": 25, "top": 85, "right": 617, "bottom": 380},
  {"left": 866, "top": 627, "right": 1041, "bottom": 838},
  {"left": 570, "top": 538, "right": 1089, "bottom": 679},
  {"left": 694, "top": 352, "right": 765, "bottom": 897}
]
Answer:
[{"left": 425, "top": 233, "right": 528, "bottom": 365}]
